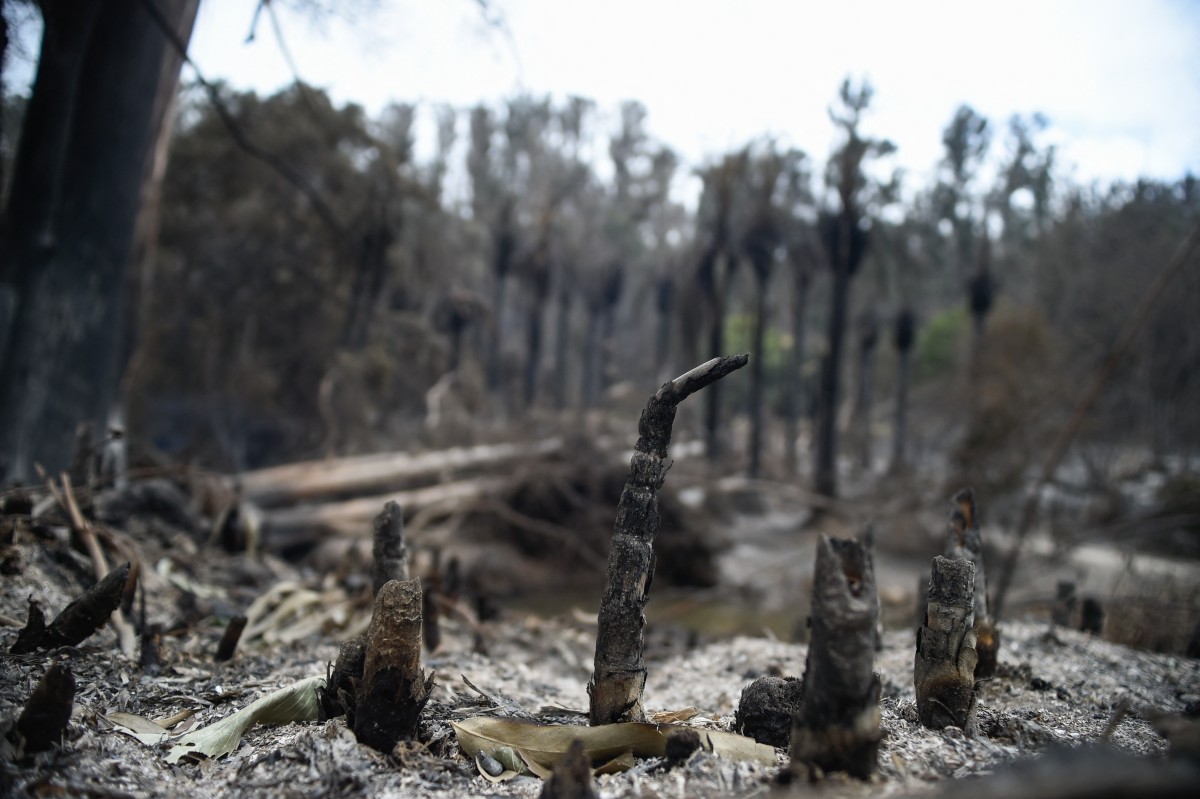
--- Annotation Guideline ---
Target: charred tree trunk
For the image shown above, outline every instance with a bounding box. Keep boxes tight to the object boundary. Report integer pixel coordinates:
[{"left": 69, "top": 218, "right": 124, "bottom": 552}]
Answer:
[
  {"left": 654, "top": 274, "right": 674, "bottom": 382},
  {"left": 353, "top": 578, "right": 435, "bottom": 753},
  {"left": 890, "top": 307, "right": 916, "bottom": 471},
  {"left": 372, "top": 500, "right": 409, "bottom": 593},
  {"left": 784, "top": 267, "right": 811, "bottom": 477},
  {"left": 747, "top": 256, "right": 771, "bottom": 478},
  {"left": 791, "top": 535, "right": 881, "bottom": 779},
  {"left": 914, "top": 555, "right": 978, "bottom": 730},
  {"left": 552, "top": 280, "right": 572, "bottom": 410},
  {"left": 813, "top": 261, "right": 850, "bottom": 496},
  {"left": 581, "top": 301, "right": 602, "bottom": 409},
  {"left": 852, "top": 307, "right": 879, "bottom": 470},
  {"left": 589, "top": 354, "right": 748, "bottom": 726},
  {"left": 0, "top": 0, "right": 196, "bottom": 482}
]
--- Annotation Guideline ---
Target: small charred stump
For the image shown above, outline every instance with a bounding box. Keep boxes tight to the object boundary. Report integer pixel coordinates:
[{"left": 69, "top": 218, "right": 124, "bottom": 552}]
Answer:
[
  {"left": 736, "top": 675, "right": 804, "bottom": 748},
  {"left": 8, "top": 664, "right": 75, "bottom": 756},
  {"left": 10, "top": 562, "right": 131, "bottom": 654},
  {"left": 353, "top": 578, "right": 435, "bottom": 753},
  {"left": 791, "top": 536, "right": 882, "bottom": 780},
  {"left": 588, "top": 355, "right": 748, "bottom": 726},
  {"left": 915, "top": 555, "right": 978, "bottom": 730},
  {"left": 538, "top": 738, "right": 597, "bottom": 799},
  {"left": 215, "top": 615, "right": 247, "bottom": 662},
  {"left": 948, "top": 489, "right": 998, "bottom": 678}
]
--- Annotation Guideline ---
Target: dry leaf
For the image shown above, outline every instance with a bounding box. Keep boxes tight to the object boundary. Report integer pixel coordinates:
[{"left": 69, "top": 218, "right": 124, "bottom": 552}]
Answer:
[
  {"left": 164, "top": 676, "right": 324, "bottom": 764},
  {"left": 648, "top": 707, "right": 701, "bottom": 723},
  {"left": 106, "top": 712, "right": 171, "bottom": 746},
  {"left": 450, "top": 716, "right": 776, "bottom": 779}
]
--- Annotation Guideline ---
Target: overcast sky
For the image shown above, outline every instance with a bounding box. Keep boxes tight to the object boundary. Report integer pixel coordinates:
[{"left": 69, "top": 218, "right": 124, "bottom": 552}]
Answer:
[{"left": 10, "top": 1, "right": 1200, "bottom": 200}]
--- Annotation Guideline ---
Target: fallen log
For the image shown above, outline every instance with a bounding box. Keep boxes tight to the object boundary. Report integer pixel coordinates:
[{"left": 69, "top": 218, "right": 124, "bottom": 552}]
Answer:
[
  {"left": 235, "top": 438, "right": 562, "bottom": 507},
  {"left": 261, "top": 477, "right": 507, "bottom": 549}
]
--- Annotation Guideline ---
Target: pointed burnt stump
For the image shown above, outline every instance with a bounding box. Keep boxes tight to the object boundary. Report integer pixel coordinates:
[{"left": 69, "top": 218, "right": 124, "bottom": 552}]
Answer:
[
  {"left": 10, "top": 664, "right": 75, "bottom": 755},
  {"left": 353, "top": 578, "right": 435, "bottom": 753},
  {"left": 589, "top": 354, "right": 749, "bottom": 726},
  {"left": 947, "top": 489, "right": 997, "bottom": 678},
  {"left": 791, "top": 536, "right": 882, "bottom": 780},
  {"left": 915, "top": 555, "right": 978, "bottom": 730}
]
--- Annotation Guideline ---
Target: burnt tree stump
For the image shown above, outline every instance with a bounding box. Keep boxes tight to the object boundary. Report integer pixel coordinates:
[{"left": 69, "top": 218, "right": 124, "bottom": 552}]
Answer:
[
  {"left": 353, "top": 578, "right": 435, "bottom": 753},
  {"left": 791, "top": 535, "right": 882, "bottom": 779},
  {"left": 372, "top": 500, "right": 408, "bottom": 594},
  {"left": 915, "top": 555, "right": 978, "bottom": 730},
  {"left": 588, "top": 354, "right": 748, "bottom": 726}
]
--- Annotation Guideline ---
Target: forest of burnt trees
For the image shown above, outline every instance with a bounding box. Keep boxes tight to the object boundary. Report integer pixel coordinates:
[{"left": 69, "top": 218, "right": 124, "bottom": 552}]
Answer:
[{"left": 1, "top": 2, "right": 1199, "bottom": 505}]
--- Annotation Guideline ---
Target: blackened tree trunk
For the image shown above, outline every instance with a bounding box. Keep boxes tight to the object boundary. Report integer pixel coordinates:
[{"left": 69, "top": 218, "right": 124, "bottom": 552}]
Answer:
[
  {"left": 747, "top": 257, "right": 770, "bottom": 477},
  {"left": 581, "top": 301, "right": 602, "bottom": 409},
  {"left": 890, "top": 306, "right": 916, "bottom": 470},
  {"left": 814, "top": 237, "right": 852, "bottom": 496},
  {"left": 852, "top": 307, "right": 879, "bottom": 469},
  {"left": 784, "top": 267, "right": 811, "bottom": 477},
  {"left": 552, "top": 280, "right": 572, "bottom": 410},
  {"left": 0, "top": 0, "right": 197, "bottom": 482},
  {"left": 653, "top": 273, "right": 674, "bottom": 382}
]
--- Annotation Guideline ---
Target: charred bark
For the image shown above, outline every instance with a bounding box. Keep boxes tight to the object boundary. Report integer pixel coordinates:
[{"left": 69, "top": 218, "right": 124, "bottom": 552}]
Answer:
[
  {"left": 791, "top": 535, "right": 881, "bottom": 779},
  {"left": 215, "top": 614, "right": 247, "bottom": 662},
  {"left": 914, "top": 555, "right": 978, "bottom": 730},
  {"left": 784, "top": 266, "right": 811, "bottom": 477},
  {"left": 588, "top": 354, "right": 749, "bottom": 725}
]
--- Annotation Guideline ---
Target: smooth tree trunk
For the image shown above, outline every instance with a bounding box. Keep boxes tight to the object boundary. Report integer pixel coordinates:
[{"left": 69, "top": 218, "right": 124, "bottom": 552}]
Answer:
[{"left": 0, "top": 0, "right": 197, "bottom": 482}]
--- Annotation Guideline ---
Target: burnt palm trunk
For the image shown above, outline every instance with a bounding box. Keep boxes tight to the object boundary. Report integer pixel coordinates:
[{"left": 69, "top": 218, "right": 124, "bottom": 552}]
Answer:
[
  {"left": 552, "top": 282, "right": 572, "bottom": 410},
  {"left": 814, "top": 261, "right": 851, "bottom": 496},
  {"left": 890, "top": 307, "right": 915, "bottom": 470}
]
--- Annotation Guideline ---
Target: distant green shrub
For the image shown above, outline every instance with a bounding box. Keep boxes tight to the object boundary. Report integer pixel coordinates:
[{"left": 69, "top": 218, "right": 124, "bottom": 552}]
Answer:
[{"left": 914, "top": 307, "right": 969, "bottom": 382}]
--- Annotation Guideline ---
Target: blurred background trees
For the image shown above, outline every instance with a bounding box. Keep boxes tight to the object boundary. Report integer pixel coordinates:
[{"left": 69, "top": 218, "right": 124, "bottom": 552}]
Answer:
[{"left": 1, "top": 18, "right": 1197, "bottom": 506}]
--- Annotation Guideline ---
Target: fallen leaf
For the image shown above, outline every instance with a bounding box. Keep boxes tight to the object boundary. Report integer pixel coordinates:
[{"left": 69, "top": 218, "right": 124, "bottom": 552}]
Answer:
[
  {"left": 164, "top": 675, "right": 325, "bottom": 764},
  {"left": 648, "top": 707, "right": 700, "bottom": 723},
  {"left": 107, "top": 712, "right": 171, "bottom": 746},
  {"left": 450, "top": 716, "right": 776, "bottom": 779}
]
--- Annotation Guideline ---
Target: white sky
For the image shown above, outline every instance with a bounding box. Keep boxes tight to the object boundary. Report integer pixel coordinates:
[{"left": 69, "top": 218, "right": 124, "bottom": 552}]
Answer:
[{"left": 9, "top": 1, "right": 1200, "bottom": 201}]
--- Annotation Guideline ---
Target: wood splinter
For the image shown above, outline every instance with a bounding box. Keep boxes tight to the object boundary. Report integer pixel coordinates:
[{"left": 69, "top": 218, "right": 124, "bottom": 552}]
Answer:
[
  {"left": 948, "top": 488, "right": 998, "bottom": 678},
  {"left": 589, "top": 354, "right": 749, "bottom": 726},
  {"left": 791, "top": 535, "right": 882, "bottom": 780},
  {"left": 915, "top": 555, "right": 978, "bottom": 730}
]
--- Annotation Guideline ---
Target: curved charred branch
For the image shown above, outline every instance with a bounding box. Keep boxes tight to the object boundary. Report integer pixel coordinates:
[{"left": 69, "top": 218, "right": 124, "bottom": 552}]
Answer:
[
  {"left": 792, "top": 535, "right": 882, "bottom": 780},
  {"left": 589, "top": 354, "right": 749, "bottom": 726},
  {"left": 915, "top": 555, "right": 978, "bottom": 730},
  {"left": 947, "top": 488, "right": 997, "bottom": 678}
]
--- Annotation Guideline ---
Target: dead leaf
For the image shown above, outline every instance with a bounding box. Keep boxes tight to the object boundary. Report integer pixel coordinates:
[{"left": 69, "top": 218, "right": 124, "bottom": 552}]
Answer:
[
  {"left": 449, "top": 715, "right": 776, "bottom": 779},
  {"left": 164, "top": 675, "right": 324, "bottom": 764},
  {"left": 106, "top": 712, "right": 171, "bottom": 746},
  {"left": 648, "top": 707, "right": 700, "bottom": 723}
]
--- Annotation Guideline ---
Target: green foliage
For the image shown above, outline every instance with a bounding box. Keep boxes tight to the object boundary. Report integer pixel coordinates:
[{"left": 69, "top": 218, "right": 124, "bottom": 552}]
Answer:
[{"left": 913, "top": 307, "right": 969, "bottom": 382}]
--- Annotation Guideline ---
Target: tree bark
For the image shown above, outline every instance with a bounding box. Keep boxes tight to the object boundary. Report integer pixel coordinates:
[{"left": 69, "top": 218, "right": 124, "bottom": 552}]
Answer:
[
  {"left": 589, "top": 354, "right": 748, "bottom": 725},
  {"left": 0, "top": 0, "right": 196, "bottom": 482}
]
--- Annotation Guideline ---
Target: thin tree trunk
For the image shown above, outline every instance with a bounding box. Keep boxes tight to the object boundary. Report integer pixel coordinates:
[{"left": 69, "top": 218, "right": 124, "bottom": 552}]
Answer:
[
  {"left": 704, "top": 293, "right": 726, "bottom": 462},
  {"left": 892, "top": 347, "right": 911, "bottom": 468},
  {"left": 553, "top": 285, "right": 571, "bottom": 409},
  {"left": 748, "top": 266, "right": 769, "bottom": 477},
  {"left": 784, "top": 270, "right": 810, "bottom": 477},
  {"left": 582, "top": 304, "right": 601, "bottom": 408},
  {"left": 523, "top": 297, "right": 543, "bottom": 410},
  {"left": 814, "top": 263, "right": 851, "bottom": 497},
  {"left": 654, "top": 275, "right": 674, "bottom": 382}
]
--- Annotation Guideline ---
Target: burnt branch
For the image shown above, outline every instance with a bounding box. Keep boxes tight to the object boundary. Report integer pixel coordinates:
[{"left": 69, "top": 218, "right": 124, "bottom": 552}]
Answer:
[
  {"left": 915, "top": 555, "right": 978, "bottom": 730},
  {"left": 10, "top": 562, "right": 131, "bottom": 653},
  {"left": 589, "top": 354, "right": 749, "bottom": 725},
  {"left": 791, "top": 535, "right": 882, "bottom": 780}
]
